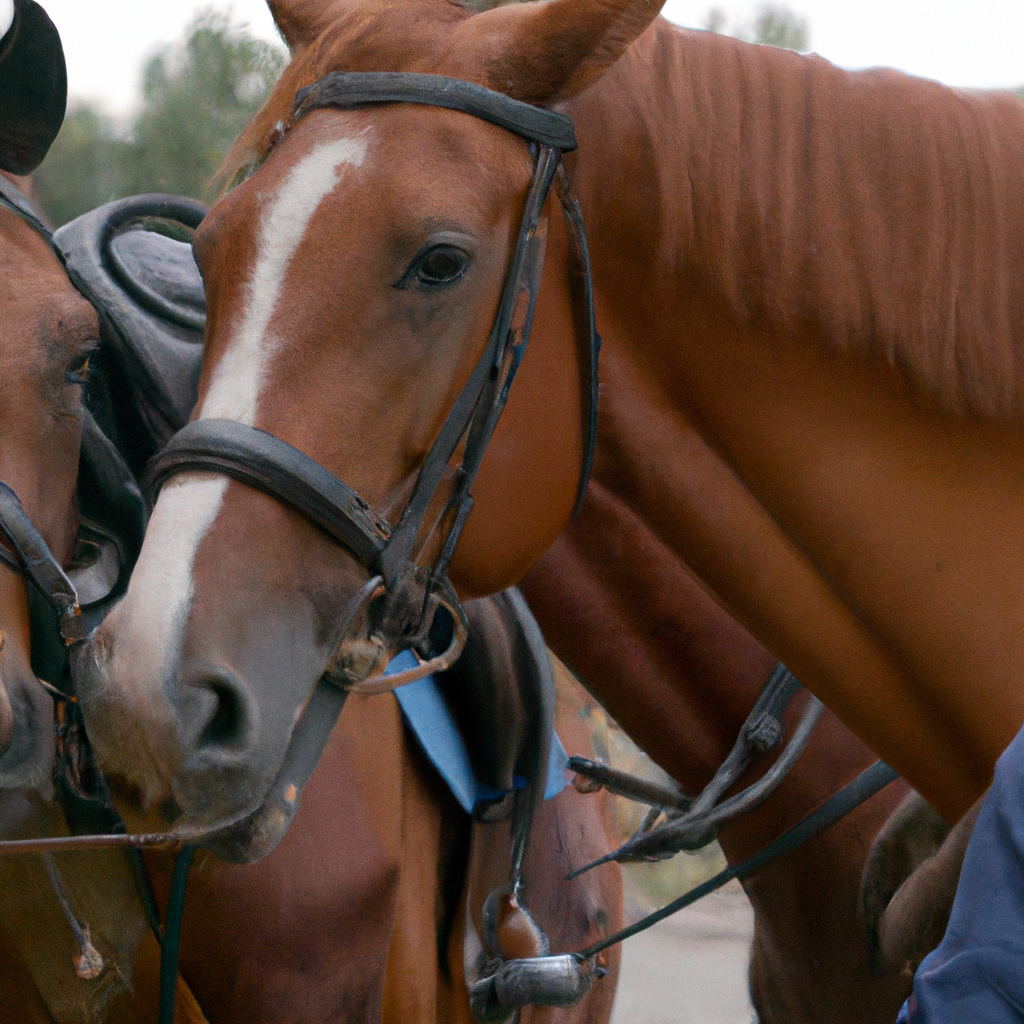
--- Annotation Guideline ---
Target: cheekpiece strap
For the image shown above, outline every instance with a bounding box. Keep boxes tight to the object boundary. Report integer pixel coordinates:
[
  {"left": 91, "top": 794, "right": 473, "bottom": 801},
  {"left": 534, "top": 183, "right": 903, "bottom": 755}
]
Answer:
[
  {"left": 0, "top": 482, "right": 83, "bottom": 641},
  {"left": 294, "top": 71, "right": 578, "bottom": 152}
]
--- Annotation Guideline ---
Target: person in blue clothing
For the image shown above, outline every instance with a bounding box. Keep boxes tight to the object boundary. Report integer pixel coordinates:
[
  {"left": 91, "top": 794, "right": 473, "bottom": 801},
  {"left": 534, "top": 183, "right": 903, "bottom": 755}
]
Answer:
[{"left": 898, "top": 723, "right": 1024, "bottom": 1021}]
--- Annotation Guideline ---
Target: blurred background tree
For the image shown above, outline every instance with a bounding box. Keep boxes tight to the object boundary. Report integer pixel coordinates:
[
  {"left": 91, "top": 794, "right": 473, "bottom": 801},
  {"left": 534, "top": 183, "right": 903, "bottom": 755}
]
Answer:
[
  {"left": 35, "top": 8, "right": 285, "bottom": 225},
  {"left": 704, "top": 3, "right": 809, "bottom": 51}
]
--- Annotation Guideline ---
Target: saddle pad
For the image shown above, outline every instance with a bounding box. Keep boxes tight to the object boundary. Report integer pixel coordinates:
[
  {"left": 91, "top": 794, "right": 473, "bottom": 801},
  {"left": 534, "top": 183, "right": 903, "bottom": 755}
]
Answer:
[{"left": 387, "top": 650, "right": 568, "bottom": 815}]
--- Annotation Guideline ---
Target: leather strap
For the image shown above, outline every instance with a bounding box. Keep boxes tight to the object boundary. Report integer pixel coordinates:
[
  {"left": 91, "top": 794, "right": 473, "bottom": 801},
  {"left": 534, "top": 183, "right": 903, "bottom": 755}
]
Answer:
[
  {"left": 0, "top": 482, "right": 83, "bottom": 641},
  {"left": 295, "top": 72, "right": 577, "bottom": 152},
  {"left": 0, "top": 172, "right": 52, "bottom": 243},
  {"left": 149, "top": 419, "right": 391, "bottom": 570},
  {"left": 556, "top": 168, "right": 602, "bottom": 516},
  {"left": 577, "top": 759, "right": 901, "bottom": 959}
]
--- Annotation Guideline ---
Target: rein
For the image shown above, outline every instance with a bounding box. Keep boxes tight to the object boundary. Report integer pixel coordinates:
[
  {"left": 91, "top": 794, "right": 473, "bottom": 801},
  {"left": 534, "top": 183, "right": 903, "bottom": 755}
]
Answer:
[{"left": 148, "top": 71, "right": 602, "bottom": 693}]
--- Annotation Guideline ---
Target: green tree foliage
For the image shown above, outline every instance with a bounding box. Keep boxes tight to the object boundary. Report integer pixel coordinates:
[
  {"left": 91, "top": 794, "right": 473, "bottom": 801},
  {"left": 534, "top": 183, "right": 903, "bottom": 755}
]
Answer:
[
  {"left": 703, "top": 3, "right": 809, "bottom": 52},
  {"left": 35, "top": 9, "right": 285, "bottom": 225},
  {"left": 750, "top": 4, "right": 808, "bottom": 50},
  {"left": 33, "top": 105, "right": 129, "bottom": 227}
]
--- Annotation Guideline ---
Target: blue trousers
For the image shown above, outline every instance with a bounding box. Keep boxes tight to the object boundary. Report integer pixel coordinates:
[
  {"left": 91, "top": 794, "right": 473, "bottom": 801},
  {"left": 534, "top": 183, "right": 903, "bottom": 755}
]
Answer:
[{"left": 898, "top": 722, "right": 1024, "bottom": 1021}]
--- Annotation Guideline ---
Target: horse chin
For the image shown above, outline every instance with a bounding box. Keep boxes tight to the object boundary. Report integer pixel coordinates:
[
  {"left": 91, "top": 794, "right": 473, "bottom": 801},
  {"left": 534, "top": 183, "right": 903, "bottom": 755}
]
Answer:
[
  {"left": 201, "top": 790, "right": 298, "bottom": 864},
  {"left": 195, "top": 677, "right": 349, "bottom": 864}
]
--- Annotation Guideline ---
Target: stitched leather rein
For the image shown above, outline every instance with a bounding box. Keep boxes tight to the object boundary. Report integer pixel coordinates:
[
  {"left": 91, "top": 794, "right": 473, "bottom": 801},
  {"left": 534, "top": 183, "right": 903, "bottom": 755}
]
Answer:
[{"left": 148, "top": 72, "right": 602, "bottom": 694}]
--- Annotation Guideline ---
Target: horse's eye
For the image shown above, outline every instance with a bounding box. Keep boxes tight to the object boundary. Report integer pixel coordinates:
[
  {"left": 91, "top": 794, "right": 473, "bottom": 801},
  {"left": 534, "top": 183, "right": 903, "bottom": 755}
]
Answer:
[
  {"left": 65, "top": 352, "right": 93, "bottom": 386},
  {"left": 414, "top": 245, "right": 469, "bottom": 287}
]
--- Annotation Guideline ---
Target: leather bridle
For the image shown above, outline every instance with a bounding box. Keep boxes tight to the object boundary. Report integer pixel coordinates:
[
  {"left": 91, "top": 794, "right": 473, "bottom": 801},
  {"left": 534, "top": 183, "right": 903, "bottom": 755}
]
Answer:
[{"left": 148, "top": 72, "right": 602, "bottom": 693}]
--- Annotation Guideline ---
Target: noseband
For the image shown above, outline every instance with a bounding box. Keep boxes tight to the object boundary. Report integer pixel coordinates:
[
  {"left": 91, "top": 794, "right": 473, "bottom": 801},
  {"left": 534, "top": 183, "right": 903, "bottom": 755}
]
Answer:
[{"left": 149, "top": 72, "right": 602, "bottom": 690}]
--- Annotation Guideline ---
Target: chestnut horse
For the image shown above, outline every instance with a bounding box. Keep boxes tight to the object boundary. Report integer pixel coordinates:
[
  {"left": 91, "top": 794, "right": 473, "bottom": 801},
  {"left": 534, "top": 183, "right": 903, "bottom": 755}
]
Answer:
[
  {"left": 0, "top": 163, "right": 104, "bottom": 1017},
  {"left": 72, "top": 0, "right": 1024, "bottom": 1011},
  {"left": 0, "top": 177, "right": 620, "bottom": 1021}
]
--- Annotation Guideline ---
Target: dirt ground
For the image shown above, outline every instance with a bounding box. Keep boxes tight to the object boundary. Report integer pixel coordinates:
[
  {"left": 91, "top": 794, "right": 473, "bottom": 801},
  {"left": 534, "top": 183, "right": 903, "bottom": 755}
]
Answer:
[{"left": 609, "top": 888, "right": 756, "bottom": 1024}]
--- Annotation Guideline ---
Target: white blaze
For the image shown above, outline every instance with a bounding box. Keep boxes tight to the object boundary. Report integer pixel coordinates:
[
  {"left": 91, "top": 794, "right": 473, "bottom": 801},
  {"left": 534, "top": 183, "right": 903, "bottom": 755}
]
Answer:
[
  {"left": 201, "top": 136, "right": 368, "bottom": 424},
  {"left": 111, "top": 136, "right": 369, "bottom": 688},
  {"left": 107, "top": 476, "right": 228, "bottom": 696},
  {"left": 0, "top": 0, "right": 13, "bottom": 41}
]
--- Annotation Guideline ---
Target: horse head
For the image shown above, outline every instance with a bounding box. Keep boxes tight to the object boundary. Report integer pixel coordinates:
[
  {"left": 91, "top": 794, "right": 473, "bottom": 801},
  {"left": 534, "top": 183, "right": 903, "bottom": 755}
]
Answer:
[
  {"left": 74, "top": 0, "right": 663, "bottom": 851},
  {"left": 0, "top": 179, "right": 97, "bottom": 792},
  {"left": 0, "top": 4, "right": 91, "bottom": 793}
]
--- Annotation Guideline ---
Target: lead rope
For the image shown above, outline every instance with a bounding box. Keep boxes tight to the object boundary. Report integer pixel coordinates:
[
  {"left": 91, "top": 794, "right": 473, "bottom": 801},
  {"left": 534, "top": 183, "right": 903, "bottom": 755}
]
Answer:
[
  {"left": 576, "top": 758, "right": 899, "bottom": 960},
  {"left": 158, "top": 844, "right": 196, "bottom": 1024}
]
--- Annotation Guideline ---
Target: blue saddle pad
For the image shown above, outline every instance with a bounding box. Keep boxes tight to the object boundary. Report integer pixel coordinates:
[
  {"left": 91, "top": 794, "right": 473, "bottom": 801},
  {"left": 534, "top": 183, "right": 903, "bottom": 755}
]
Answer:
[
  {"left": 899, "top": 721, "right": 1024, "bottom": 1022},
  {"left": 386, "top": 650, "right": 568, "bottom": 815}
]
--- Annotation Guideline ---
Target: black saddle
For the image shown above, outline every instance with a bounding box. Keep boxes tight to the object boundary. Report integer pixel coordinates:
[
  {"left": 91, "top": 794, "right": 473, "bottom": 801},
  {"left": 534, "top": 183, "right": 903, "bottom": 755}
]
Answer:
[
  {"left": 54, "top": 194, "right": 207, "bottom": 478},
  {"left": 29, "top": 196, "right": 207, "bottom": 682}
]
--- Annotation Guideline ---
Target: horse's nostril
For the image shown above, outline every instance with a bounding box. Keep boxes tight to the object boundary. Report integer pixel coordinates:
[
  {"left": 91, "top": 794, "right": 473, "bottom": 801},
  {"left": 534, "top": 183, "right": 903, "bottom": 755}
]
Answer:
[{"left": 191, "top": 669, "right": 253, "bottom": 753}]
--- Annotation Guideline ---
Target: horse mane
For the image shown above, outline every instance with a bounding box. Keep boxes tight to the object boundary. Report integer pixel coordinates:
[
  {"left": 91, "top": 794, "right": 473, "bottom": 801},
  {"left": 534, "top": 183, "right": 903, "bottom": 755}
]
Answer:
[{"left": 604, "top": 23, "right": 1024, "bottom": 422}]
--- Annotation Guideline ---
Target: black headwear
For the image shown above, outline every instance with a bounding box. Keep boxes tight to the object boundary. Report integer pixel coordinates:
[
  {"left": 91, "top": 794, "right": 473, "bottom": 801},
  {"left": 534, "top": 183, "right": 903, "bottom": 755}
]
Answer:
[{"left": 0, "top": 0, "right": 66, "bottom": 175}]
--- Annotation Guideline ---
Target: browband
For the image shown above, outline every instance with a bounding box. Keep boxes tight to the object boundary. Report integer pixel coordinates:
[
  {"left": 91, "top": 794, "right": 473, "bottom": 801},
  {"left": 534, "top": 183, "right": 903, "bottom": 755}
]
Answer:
[{"left": 294, "top": 72, "right": 578, "bottom": 152}]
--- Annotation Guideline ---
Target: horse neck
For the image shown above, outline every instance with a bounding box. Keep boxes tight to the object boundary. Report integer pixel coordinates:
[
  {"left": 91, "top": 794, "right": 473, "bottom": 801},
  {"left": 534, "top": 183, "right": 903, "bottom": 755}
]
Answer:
[
  {"left": 522, "top": 480, "right": 776, "bottom": 793},
  {"left": 529, "top": 20, "right": 894, "bottom": 824},
  {"left": 563, "top": 26, "right": 1024, "bottom": 822}
]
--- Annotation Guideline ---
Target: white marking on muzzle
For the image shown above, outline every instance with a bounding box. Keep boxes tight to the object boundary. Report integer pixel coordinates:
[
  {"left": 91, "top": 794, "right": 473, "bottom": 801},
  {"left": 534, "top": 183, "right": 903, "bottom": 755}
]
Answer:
[{"left": 108, "top": 136, "right": 369, "bottom": 694}]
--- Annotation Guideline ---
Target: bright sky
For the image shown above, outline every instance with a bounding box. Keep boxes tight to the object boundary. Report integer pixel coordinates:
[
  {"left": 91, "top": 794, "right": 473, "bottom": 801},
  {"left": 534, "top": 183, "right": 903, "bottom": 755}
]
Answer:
[{"left": 40, "top": 0, "right": 1024, "bottom": 115}]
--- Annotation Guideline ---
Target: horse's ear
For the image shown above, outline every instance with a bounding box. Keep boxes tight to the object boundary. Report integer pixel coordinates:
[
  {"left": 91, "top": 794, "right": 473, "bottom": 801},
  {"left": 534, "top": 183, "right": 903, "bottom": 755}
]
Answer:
[
  {"left": 453, "top": 0, "right": 665, "bottom": 104},
  {"left": 267, "top": 0, "right": 343, "bottom": 54}
]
